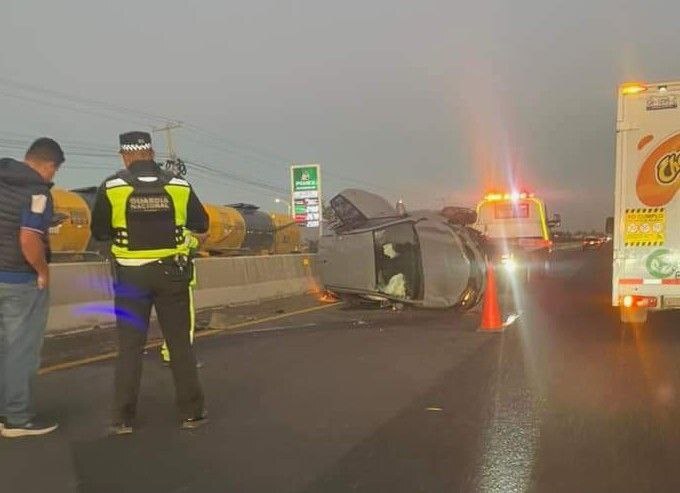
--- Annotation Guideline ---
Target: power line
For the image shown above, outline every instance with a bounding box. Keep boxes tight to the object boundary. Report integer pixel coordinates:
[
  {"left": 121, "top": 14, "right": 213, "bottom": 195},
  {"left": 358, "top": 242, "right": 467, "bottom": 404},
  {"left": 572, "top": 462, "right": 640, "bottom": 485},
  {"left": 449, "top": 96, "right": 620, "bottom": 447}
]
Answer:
[
  {"left": 183, "top": 125, "right": 396, "bottom": 192},
  {"left": 183, "top": 160, "right": 287, "bottom": 195},
  {"left": 0, "top": 136, "right": 289, "bottom": 198},
  {"left": 0, "top": 89, "right": 300, "bottom": 193},
  {"left": 0, "top": 77, "right": 399, "bottom": 196},
  {"left": 0, "top": 77, "right": 173, "bottom": 124},
  {"left": 0, "top": 91, "right": 155, "bottom": 128}
]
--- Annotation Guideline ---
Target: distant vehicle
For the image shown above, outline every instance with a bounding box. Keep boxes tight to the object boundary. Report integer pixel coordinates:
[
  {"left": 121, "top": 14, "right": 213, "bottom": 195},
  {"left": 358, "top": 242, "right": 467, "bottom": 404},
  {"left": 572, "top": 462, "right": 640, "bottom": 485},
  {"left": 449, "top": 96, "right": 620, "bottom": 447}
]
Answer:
[
  {"left": 613, "top": 81, "right": 680, "bottom": 323},
  {"left": 473, "top": 191, "right": 559, "bottom": 281},
  {"left": 582, "top": 236, "right": 604, "bottom": 250},
  {"left": 319, "top": 189, "right": 486, "bottom": 309}
]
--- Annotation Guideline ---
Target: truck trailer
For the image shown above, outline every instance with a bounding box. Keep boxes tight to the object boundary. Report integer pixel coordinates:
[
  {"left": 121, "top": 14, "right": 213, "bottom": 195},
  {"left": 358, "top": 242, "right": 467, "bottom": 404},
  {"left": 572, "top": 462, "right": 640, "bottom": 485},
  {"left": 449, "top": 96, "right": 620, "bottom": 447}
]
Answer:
[{"left": 613, "top": 81, "right": 680, "bottom": 323}]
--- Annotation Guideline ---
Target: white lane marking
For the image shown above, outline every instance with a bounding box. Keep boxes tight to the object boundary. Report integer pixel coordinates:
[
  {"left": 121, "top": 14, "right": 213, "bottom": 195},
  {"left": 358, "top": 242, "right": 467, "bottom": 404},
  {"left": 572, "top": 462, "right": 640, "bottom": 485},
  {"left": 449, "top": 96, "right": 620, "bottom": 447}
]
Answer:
[
  {"left": 44, "top": 326, "right": 98, "bottom": 338},
  {"left": 237, "top": 322, "right": 319, "bottom": 334}
]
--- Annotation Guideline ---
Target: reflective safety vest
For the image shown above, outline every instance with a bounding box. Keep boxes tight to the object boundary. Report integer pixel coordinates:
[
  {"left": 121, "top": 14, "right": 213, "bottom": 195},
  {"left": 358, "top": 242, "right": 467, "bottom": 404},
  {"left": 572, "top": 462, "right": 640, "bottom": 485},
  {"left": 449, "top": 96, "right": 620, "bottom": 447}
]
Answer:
[
  {"left": 184, "top": 230, "right": 200, "bottom": 253},
  {"left": 104, "top": 171, "right": 192, "bottom": 259}
]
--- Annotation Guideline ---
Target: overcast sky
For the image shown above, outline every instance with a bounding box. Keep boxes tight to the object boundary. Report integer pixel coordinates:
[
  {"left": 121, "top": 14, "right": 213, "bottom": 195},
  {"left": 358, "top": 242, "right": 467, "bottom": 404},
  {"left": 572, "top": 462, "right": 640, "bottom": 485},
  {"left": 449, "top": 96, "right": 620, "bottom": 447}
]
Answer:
[{"left": 2, "top": 0, "right": 679, "bottom": 229}]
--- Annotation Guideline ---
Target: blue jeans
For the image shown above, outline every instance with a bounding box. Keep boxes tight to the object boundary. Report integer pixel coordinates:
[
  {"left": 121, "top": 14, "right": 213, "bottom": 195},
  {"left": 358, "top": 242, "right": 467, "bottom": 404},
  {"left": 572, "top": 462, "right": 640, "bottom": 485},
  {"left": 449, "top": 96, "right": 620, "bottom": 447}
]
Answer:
[{"left": 0, "top": 282, "right": 49, "bottom": 425}]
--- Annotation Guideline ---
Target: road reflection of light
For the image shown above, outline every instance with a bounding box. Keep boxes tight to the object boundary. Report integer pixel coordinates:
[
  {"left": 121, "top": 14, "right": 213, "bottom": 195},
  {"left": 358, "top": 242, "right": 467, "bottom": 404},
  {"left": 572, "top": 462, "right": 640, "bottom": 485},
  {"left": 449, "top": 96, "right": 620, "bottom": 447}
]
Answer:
[
  {"left": 74, "top": 303, "right": 147, "bottom": 332},
  {"left": 477, "top": 239, "right": 544, "bottom": 493},
  {"left": 625, "top": 322, "right": 676, "bottom": 411},
  {"left": 477, "top": 337, "right": 542, "bottom": 493}
]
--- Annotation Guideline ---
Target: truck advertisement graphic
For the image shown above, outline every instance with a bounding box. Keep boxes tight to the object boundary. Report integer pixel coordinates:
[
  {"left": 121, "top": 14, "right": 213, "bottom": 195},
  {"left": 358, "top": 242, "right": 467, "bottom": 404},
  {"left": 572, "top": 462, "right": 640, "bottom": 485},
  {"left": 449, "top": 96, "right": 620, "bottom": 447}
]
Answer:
[{"left": 635, "top": 132, "right": 680, "bottom": 207}]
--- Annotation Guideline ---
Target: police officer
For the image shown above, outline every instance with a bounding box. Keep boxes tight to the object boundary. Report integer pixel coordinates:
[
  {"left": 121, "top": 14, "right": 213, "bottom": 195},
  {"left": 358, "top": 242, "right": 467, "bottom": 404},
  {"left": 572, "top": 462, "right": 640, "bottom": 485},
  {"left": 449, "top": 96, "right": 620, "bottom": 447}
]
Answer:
[{"left": 91, "top": 131, "right": 208, "bottom": 434}]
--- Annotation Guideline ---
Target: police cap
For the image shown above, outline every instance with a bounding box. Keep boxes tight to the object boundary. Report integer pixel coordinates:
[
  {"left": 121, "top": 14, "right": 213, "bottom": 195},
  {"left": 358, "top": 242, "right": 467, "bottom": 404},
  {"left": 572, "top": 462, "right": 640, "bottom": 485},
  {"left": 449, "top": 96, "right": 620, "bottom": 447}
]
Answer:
[{"left": 119, "top": 131, "right": 152, "bottom": 152}]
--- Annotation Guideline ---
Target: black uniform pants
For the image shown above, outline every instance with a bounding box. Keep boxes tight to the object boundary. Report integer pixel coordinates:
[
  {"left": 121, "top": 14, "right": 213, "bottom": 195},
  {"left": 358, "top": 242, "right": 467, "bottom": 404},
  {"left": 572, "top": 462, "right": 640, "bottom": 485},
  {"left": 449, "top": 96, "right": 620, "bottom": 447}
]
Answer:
[{"left": 112, "top": 262, "right": 204, "bottom": 423}]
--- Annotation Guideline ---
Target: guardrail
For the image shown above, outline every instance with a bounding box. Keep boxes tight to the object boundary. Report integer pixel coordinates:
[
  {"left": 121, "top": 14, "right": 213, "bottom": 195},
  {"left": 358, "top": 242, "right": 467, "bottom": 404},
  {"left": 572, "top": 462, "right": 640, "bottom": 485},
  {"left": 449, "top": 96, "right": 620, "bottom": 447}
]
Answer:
[
  {"left": 47, "top": 254, "right": 318, "bottom": 333},
  {"left": 553, "top": 241, "right": 585, "bottom": 251}
]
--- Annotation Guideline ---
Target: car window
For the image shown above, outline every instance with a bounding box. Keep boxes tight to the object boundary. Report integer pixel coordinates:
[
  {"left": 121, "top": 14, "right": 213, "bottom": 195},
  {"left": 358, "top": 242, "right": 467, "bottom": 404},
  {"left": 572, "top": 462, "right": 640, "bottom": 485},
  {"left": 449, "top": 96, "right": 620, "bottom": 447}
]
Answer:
[{"left": 373, "top": 223, "right": 423, "bottom": 300}]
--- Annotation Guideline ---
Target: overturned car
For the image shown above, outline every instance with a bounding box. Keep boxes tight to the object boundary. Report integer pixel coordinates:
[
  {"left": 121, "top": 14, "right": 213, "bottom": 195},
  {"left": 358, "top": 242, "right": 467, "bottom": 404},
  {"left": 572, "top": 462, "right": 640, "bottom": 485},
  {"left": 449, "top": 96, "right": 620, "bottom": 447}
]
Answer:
[{"left": 319, "top": 189, "right": 487, "bottom": 309}]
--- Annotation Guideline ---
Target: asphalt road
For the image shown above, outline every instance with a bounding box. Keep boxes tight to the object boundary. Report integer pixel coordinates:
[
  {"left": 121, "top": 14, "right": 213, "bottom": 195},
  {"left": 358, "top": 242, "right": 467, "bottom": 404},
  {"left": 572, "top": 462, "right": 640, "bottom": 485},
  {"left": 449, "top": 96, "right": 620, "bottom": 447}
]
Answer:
[{"left": 3, "top": 246, "right": 680, "bottom": 493}]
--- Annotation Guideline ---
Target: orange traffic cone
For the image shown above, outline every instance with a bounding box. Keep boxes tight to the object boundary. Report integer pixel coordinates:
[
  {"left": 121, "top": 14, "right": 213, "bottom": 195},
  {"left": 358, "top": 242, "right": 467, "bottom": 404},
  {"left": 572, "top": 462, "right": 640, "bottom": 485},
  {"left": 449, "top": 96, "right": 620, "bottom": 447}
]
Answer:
[{"left": 479, "top": 260, "right": 503, "bottom": 331}]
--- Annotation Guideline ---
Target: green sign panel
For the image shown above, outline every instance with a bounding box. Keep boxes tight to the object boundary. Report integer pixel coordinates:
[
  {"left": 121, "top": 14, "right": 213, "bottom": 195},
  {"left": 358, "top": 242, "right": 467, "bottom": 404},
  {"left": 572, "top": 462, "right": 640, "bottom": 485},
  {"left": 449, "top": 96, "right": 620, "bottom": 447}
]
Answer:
[{"left": 292, "top": 166, "right": 319, "bottom": 192}]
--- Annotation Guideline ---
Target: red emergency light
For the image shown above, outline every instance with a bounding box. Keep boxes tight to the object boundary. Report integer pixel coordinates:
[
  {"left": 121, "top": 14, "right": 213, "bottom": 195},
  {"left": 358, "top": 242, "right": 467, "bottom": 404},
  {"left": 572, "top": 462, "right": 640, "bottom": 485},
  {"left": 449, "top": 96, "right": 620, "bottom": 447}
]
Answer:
[{"left": 483, "top": 191, "right": 535, "bottom": 202}]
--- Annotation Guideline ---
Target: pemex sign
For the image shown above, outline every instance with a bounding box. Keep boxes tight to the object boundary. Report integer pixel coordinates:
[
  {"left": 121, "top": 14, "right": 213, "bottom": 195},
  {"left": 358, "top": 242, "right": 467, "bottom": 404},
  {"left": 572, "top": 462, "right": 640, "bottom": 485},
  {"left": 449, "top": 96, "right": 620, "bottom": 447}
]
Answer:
[{"left": 290, "top": 164, "right": 322, "bottom": 228}]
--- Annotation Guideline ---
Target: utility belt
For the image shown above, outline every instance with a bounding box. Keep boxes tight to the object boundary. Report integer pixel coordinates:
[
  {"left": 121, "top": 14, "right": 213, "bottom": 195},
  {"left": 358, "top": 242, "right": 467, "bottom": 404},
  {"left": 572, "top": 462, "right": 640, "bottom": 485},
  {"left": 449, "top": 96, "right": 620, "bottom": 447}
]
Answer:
[
  {"left": 110, "top": 253, "right": 193, "bottom": 284},
  {"left": 157, "top": 254, "right": 193, "bottom": 281}
]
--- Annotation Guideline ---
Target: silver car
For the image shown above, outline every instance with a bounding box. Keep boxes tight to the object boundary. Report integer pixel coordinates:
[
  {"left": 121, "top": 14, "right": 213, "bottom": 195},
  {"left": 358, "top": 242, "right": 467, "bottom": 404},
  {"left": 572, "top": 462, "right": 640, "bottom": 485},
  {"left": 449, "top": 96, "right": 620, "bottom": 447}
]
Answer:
[{"left": 319, "top": 189, "right": 487, "bottom": 309}]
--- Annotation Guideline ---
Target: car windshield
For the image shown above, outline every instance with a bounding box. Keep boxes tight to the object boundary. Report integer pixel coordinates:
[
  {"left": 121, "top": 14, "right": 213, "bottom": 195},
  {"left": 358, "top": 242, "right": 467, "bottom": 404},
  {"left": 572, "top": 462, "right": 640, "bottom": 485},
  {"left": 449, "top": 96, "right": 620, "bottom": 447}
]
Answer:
[{"left": 373, "top": 222, "right": 423, "bottom": 300}]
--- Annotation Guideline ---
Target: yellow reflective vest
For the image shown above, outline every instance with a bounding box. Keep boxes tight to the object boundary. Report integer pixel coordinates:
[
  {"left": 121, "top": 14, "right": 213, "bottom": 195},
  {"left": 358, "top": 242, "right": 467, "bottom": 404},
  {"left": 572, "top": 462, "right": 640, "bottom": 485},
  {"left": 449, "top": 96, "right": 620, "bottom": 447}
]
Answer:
[{"left": 103, "top": 172, "right": 192, "bottom": 259}]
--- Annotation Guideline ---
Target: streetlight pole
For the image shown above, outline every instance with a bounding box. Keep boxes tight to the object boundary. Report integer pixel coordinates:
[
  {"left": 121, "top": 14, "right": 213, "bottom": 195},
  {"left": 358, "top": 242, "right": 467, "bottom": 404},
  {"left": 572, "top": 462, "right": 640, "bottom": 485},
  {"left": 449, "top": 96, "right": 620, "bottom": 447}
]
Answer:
[{"left": 275, "top": 198, "right": 292, "bottom": 217}]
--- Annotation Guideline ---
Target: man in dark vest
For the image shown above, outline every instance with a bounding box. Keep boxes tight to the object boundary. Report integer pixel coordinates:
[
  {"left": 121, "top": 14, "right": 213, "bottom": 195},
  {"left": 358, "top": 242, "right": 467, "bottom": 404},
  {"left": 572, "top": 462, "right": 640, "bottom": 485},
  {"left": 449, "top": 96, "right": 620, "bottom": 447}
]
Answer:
[
  {"left": 0, "top": 138, "right": 64, "bottom": 438},
  {"left": 91, "top": 131, "right": 209, "bottom": 435}
]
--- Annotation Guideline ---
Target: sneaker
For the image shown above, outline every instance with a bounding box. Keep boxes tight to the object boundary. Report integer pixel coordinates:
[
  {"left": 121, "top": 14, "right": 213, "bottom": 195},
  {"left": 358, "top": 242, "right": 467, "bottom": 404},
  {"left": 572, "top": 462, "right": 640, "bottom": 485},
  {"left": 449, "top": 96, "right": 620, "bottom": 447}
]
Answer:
[
  {"left": 1, "top": 418, "right": 58, "bottom": 438},
  {"left": 109, "top": 422, "right": 133, "bottom": 436},
  {"left": 181, "top": 412, "right": 208, "bottom": 430}
]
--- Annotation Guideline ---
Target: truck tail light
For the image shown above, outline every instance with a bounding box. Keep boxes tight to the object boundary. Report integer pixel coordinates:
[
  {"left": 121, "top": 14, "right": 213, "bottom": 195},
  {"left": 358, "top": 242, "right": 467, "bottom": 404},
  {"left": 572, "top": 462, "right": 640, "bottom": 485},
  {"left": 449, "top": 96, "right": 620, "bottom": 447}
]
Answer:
[{"left": 622, "top": 295, "right": 657, "bottom": 308}]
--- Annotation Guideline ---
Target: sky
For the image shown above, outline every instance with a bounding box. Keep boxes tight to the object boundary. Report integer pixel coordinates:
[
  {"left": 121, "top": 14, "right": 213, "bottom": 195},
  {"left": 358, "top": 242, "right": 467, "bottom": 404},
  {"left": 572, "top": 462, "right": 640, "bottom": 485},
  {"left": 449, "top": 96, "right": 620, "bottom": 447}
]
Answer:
[{"left": 1, "top": 0, "right": 680, "bottom": 230}]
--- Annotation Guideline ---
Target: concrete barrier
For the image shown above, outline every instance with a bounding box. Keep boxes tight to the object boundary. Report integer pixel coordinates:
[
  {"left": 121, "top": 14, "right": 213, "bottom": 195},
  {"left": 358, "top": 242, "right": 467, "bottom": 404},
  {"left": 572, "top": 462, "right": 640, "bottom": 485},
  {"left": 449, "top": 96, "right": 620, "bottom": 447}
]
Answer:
[
  {"left": 47, "top": 254, "right": 318, "bottom": 333},
  {"left": 194, "top": 254, "right": 318, "bottom": 308},
  {"left": 47, "top": 261, "right": 115, "bottom": 333},
  {"left": 553, "top": 241, "right": 586, "bottom": 251}
]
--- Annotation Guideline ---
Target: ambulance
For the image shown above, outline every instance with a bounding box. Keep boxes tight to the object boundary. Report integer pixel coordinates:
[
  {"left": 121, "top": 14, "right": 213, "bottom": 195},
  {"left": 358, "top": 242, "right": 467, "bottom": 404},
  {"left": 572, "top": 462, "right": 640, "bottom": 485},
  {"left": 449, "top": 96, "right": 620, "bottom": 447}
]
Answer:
[
  {"left": 474, "top": 191, "right": 558, "bottom": 281},
  {"left": 613, "top": 81, "right": 680, "bottom": 323}
]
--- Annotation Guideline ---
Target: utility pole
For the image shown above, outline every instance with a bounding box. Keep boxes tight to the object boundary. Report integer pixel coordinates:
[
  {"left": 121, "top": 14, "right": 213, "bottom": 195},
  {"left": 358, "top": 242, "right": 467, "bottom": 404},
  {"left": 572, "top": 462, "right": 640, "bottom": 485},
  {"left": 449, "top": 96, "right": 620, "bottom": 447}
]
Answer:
[
  {"left": 153, "top": 121, "right": 182, "bottom": 160},
  {"left": 153, "top": 122, "right": 186, "bottom": 176}
]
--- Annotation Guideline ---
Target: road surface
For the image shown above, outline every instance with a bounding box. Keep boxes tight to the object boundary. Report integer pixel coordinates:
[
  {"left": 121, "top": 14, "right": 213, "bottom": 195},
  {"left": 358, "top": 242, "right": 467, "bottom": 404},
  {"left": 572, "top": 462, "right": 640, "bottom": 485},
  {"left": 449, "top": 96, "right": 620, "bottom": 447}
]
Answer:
[{"left": 3, "top": 246, "right": 680, "bottom": 492}]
